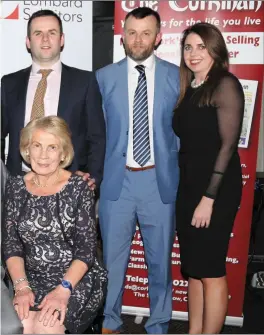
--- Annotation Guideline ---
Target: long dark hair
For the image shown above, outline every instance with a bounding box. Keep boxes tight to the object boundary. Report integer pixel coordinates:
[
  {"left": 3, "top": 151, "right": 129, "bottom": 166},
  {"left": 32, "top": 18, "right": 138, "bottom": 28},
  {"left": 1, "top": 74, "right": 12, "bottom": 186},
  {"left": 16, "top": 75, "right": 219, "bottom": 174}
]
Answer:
[{"left": 177, "top": 22, "right": 229, "bottom": 107}]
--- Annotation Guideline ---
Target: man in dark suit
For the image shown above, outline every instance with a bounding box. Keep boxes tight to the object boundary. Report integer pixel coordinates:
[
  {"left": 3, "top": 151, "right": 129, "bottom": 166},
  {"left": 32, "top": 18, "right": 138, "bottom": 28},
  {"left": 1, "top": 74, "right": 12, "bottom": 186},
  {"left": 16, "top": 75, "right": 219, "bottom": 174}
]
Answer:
[{"left": 1, "top": 9, "right": 105, "bottom": 189}]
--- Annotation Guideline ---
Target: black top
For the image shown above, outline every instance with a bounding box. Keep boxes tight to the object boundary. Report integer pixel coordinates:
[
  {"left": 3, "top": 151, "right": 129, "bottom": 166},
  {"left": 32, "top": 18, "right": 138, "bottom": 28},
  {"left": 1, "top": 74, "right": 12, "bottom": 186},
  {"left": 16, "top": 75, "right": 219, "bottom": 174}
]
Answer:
[{"left": 174, "top": 72, "right": 244, "bottom": 199}]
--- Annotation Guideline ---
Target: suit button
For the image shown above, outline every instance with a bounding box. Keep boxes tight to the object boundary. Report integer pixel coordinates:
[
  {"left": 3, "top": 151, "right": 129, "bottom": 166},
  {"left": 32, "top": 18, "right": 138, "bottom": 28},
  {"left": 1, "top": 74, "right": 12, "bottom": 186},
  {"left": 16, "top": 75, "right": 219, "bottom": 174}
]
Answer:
[
  {"left": 126, "top": 131, "right": 128, "bottom": 135},
  {"left": 123, "top": 153, "right": 126, "bottom": 157}
]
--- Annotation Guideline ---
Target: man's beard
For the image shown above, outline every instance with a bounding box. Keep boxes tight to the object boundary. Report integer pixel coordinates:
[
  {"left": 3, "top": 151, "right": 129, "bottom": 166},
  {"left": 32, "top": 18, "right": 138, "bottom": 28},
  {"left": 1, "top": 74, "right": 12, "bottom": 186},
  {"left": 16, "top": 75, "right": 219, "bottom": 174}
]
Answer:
[{"left": 124, "top": 43, "right": 155, "bottom": 62}]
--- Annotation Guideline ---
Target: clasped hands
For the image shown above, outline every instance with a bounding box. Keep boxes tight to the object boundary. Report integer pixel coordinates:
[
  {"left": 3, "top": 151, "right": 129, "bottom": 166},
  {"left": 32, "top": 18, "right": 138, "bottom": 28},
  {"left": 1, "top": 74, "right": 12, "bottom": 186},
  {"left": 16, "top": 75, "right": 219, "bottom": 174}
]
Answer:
[
  {"left": 191, "top": 196, "right": 214, "bottom": 228},
  {"left": 13, "top": 285, "right": 70, "bottom": 327}
]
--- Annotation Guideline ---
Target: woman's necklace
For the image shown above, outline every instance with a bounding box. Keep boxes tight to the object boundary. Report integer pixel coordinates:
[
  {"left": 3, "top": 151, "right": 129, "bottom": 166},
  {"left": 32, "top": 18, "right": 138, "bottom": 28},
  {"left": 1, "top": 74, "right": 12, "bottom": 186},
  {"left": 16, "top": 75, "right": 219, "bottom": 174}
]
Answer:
[
  {"left": 191, "top": 75, "right": 209, "bottom": 89},
  {"left": 33, "top": 170, "right": 60, "bottom": 188},
  {"left": 191, "top": 78, "right": 206, "bottom": 88}
]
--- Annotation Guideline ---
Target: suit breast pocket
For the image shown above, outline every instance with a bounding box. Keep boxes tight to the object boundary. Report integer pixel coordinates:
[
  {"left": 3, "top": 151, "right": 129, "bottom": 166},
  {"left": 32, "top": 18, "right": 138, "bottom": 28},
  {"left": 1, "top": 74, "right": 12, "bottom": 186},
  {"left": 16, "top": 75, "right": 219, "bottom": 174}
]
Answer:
[{"left": 104, "top": 100, "right": 123, "bottom": 127}]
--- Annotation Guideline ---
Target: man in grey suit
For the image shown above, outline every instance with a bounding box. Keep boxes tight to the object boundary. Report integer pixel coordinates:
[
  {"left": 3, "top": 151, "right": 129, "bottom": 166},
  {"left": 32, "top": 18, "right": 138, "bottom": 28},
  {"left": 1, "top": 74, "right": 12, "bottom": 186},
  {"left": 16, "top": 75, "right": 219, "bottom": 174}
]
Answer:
[{"left": 96, "top": 7, "right": 180, "bottom": 334}]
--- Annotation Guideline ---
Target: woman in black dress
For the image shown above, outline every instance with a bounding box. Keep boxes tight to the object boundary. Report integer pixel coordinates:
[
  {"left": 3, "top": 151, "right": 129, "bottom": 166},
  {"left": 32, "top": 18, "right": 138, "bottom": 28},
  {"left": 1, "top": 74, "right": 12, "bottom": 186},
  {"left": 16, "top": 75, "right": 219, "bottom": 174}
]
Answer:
[
  {"left": 173, "top": 23, "right": 244, "bottom": 333},
  {"left": 2, "top": 116, "right": 107, "bottom": 334}
]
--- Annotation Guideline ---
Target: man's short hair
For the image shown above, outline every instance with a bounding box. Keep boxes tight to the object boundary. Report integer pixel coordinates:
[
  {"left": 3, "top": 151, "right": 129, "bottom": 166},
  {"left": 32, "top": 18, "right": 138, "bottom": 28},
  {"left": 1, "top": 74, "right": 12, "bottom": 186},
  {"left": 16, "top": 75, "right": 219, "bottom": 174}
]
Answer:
[
  {"left": 124, "top": 7, "right": 161, "bottom": 32},
  {"left": 27, "top": 9, "right": 63, "bottom": 38}
]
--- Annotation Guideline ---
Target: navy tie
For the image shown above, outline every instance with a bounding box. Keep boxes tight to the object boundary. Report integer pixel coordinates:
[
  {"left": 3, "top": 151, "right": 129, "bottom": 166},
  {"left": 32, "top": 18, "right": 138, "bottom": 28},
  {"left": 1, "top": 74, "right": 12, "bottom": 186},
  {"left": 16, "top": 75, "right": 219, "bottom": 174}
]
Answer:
[{"left": 133, "top": 65, "right": 150, "bottom": 167}]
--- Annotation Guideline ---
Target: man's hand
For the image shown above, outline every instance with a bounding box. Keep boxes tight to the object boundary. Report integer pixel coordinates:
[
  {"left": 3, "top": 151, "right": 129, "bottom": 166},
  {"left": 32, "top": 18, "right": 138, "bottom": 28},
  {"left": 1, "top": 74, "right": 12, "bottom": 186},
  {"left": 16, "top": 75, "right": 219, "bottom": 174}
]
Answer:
[{"left": 75, "top": 171, "right": 96, "bottom": 190}]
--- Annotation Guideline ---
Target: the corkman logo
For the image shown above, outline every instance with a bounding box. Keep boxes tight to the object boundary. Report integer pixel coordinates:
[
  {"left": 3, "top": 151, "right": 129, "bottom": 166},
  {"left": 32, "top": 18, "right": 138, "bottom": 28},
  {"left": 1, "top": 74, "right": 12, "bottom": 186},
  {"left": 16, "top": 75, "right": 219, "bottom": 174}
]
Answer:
[
  {"left": 121, "top": 0, "right": 262, "bottom": 13},
  {"left": 0, "top": 4, "right": 19, "bottom": 20},
  {"left": 168, "top": 1, "right": 262, "bottom": 12}
]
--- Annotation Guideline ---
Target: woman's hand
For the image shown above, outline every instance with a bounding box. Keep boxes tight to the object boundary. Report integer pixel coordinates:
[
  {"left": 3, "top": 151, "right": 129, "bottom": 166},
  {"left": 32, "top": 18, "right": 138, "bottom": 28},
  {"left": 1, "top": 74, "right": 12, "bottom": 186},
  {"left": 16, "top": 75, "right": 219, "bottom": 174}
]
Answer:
[
  {"left": 38, "top": 285, "right": 71, "bottom": 327},
  {"left": 191, "top": 196, "right": 214, "bottom": 228},
  {"left": 13, "top": 286, "right": 35, "bottom": 321}
]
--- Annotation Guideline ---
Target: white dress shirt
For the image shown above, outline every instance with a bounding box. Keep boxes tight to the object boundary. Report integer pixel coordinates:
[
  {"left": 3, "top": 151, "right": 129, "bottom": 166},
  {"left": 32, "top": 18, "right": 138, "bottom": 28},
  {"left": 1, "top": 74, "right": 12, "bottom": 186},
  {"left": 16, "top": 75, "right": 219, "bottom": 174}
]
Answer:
[
  {"left": 23, "top": 60, "right": 62, "bottom": 171},
  {"left": 126, "top": 54, "right": 155, "bottom": 167},
  {"left": 24, "top": 60, "right": 62, "bottom": 125}
]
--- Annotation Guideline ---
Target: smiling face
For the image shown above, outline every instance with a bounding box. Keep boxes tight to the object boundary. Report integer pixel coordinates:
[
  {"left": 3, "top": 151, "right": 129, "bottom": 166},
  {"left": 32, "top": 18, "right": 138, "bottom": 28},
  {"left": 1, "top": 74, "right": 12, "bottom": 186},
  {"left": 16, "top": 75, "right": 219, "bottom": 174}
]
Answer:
[
  {"left": 28, "top": 128, "right": 64, "bottom": 176},
  {"left": 123, "top": 15, "right": 161, "bottom": 62},
  {"left": 183, "top": 32, "right": 214, "bottom": 81},
  {"left": 26, "top": 15, "right": 64, "bottom": 67}
]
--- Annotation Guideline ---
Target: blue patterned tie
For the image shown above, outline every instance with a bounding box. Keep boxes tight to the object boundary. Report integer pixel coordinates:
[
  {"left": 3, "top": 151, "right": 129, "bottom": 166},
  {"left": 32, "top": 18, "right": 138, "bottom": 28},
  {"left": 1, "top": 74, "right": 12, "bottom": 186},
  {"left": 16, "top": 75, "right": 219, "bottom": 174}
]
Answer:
[{"left": 133, "top": 65, "right": 150, "bottom": 167}]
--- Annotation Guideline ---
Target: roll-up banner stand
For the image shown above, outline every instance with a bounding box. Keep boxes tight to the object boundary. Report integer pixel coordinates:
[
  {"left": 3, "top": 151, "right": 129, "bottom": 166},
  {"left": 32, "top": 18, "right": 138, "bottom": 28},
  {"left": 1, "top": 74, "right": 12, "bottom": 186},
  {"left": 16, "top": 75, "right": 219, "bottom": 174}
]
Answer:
[{"left": 113, "top": 1, "right": 264, "bottom": 326}]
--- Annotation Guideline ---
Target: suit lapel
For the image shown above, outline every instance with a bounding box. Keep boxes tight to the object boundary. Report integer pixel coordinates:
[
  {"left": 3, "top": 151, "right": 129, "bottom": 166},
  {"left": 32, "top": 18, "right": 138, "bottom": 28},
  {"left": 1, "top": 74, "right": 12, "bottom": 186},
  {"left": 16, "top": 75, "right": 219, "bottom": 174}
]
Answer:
[
  {"left": 153, "top": 57, "right": 168, "bottom": 127},
  {"left": 117, "top": 59, "right": 129, "bottom": 127},
  {"left": 57, "top": 64, "right": 72, "bottom": 119},
  {"left": 17, "top": 67, "right": 31, "bottom": 130}
]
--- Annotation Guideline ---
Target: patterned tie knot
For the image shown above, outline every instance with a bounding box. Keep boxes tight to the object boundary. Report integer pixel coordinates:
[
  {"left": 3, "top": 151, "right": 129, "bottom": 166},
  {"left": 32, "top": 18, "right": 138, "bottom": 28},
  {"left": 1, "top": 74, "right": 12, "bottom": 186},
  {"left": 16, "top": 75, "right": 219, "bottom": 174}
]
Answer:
[
  {"left": 135, "top": 65, "right": 145, "bottom": 75},
  {"left": 38, "top": 69, "right": 53, "bottom": 78}
]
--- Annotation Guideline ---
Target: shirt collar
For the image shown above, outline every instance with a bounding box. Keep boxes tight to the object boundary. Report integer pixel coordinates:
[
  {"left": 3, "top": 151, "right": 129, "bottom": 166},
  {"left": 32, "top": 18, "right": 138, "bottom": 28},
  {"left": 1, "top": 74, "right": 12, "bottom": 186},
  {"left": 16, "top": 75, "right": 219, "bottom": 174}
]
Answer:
[
  {"left": 31, "top": 60, "right": 62, "bottom": 75},
  {"left": 128, "top": 53, "right": 155, "bottom": 73}
]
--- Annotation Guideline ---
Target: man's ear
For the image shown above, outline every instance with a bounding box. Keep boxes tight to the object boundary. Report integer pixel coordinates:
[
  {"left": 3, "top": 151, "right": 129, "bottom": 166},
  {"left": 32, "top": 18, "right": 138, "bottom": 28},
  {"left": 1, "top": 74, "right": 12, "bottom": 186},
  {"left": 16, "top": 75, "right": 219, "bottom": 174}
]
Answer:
[
  {"left": 60, "top": 33, "right": 65, "bottom": 48},
  {"left": 121, "top": 33, "right": 125, "bottom": 46},
  {"left": 155, "top": 32, "right": 162, "bottom": 47},
  {"left": 26, "top": 36, "right": 31, "bottom": 50}
]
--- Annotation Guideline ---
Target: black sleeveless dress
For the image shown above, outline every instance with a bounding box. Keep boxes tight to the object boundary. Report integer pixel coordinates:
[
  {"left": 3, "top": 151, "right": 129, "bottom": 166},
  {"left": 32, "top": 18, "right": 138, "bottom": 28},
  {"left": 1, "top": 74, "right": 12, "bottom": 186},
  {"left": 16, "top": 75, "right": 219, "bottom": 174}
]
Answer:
[{"left": 172, "top": 73, "right": 244, "bottom": 278}]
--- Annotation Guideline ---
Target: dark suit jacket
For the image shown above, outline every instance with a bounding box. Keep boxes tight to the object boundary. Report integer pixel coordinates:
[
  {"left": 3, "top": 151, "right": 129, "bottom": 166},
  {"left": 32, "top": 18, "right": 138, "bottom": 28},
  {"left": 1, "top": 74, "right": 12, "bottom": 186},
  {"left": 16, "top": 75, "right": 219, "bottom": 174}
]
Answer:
[{"left": 1, "top": 63, "right": 106, "bottom": 186}]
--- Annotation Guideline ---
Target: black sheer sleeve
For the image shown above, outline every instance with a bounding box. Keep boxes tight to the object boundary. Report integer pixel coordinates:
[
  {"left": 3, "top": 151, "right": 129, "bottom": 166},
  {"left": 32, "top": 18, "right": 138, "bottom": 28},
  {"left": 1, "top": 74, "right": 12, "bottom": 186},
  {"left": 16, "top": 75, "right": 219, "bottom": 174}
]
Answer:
[{"left": 204, "top": 74, "right": 244, "bottom": 199}]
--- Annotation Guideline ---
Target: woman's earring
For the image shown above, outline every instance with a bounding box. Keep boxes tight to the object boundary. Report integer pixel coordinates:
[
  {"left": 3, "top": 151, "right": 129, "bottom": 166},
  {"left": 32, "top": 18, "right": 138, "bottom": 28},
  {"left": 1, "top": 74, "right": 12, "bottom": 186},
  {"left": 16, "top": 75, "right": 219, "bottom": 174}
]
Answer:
[
  {"left": 61, "top": 156, "right": 65, "bottom": 162},
  {"left": 26, "top": 151, "right": 29, "bottom": 156}
]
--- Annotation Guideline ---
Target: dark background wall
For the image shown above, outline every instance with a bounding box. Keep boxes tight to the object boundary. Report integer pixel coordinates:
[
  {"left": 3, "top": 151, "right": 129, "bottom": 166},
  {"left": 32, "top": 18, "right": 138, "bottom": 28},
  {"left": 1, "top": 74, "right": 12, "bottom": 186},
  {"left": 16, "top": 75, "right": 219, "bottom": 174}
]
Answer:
[{"left": 93, "top": 1, "right": 115, "bottom": 70}]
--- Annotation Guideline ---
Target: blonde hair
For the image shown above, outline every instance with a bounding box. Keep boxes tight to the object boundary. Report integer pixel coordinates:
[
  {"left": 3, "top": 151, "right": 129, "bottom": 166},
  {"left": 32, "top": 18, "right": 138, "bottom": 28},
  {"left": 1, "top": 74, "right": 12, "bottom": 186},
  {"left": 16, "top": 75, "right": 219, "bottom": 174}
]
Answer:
[{"left": 20, "top": 116, "right": 74, "bottom": 168}]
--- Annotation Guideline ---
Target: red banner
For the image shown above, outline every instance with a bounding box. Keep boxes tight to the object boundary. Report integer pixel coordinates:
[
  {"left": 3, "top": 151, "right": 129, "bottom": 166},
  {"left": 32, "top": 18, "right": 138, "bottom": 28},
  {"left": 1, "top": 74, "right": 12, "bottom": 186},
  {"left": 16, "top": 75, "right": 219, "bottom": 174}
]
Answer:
[{"left": 114, "top": 0, "right": 264, "bottom": 325}]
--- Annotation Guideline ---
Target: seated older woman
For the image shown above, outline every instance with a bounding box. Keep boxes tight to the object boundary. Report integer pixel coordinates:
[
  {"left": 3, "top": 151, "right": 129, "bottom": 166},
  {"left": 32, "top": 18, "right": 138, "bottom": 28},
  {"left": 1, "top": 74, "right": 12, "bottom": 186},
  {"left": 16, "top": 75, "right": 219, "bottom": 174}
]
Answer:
[{"left": 2, "top": 116, "right": 107, "bottom": 334}]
